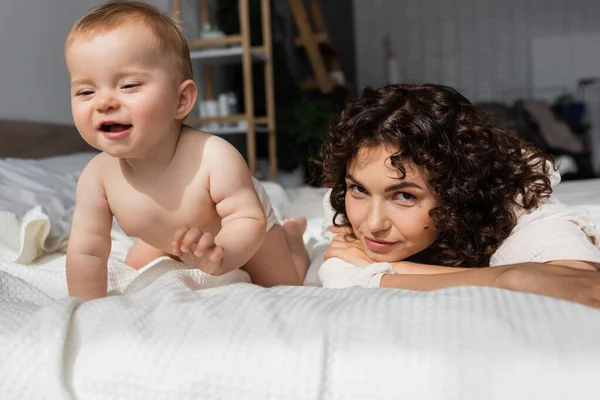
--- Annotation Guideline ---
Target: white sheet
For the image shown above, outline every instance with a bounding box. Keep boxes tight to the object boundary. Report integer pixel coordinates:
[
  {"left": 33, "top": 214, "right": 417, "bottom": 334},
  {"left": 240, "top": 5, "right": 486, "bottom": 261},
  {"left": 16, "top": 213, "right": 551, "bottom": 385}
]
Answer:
[
  {"left": 3, "top": 258, "right": 600, "bottom": 399},
  {"left": 554, "top": 178, "right": 600, "bottom": 222},
  {"left": 0, "top": 157, "right": 79, "bottom": 261},
  {"left": 1, "top": 153, "right": 600, "bottom": 399}
]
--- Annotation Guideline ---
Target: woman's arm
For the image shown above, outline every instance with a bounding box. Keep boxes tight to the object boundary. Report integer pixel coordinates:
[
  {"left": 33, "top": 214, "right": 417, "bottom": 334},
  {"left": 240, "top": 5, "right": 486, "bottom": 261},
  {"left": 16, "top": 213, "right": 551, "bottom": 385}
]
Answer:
[
  {"left": 386, "top": 258, "right": 598, "bottom": 276},
  {"left": 548, "top": 259, "right": 599, "bottom": 271},
  {"left": 382, "top": 258, "right": 598, "bottom": 288},
  {"left": 380, "top": 267, "right": 500, "bottom": 290},
  {"left": 380, "top": 262, "right": 600, "bottom": 309},
  {"left": 325, "top": 232, "right": 472, "bottom": 275},
  {"left": 390, "top": 261, "right": 471, "bottom": 274},
  {"left": 324, "top": 231, "right": 600, "bottom": 308}
]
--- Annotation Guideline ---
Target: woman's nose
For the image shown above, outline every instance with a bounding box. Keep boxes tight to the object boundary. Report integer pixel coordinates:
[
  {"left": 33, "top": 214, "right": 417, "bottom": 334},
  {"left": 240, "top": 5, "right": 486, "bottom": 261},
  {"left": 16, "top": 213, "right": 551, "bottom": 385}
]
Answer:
[{"left": 366, "top": 201, "right": 391, "bottom": 233}]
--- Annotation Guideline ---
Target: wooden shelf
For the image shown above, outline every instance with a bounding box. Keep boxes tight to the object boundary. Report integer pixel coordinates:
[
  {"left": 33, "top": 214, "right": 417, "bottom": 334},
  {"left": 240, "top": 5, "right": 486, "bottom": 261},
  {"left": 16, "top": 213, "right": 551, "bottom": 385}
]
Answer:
[
  {"left": 188, "top": 35, "right": 243, "bottom": 48},
  {"left": 175, "top": 0, "right": 278, "bottom": 179},
  {"left": 186, "top": 114, "right": 245, "bottom": 125},
  {"left": 192, "top": 124, "right": 270, "bottom": 136},
  {"left": 185, "top": 115, "right": 270, "bottom": 125},
  {"left": 189, "top": 46, "right": 267, "bottom": 63}
]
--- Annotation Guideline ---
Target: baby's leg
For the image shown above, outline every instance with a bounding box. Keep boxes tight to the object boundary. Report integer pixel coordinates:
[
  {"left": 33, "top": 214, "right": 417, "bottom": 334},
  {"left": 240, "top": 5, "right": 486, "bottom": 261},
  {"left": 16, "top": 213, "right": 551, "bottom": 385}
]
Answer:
[
  {"left": 125, "top": 239, "right": 171, "bottom": 270},
  {"left": 242, "top": 217, "right": 309, "bottom": 287},
  {"left": 282, "top": 217, "right": 311, "bottom": 280}
]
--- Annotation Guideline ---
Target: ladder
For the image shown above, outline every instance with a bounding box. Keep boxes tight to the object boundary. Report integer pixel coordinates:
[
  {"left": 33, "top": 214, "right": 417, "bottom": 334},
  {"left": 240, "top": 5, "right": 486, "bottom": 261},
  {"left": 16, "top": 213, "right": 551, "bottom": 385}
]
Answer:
[{"left": 289, "top": 0, "right": 348, "bottom": 94}]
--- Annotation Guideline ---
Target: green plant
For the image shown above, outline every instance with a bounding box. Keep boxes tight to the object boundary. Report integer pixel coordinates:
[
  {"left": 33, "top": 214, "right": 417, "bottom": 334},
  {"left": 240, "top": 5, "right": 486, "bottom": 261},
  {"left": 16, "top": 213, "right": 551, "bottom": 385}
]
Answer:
[
  {"left": 294, "top": 95, "right": 336, "bottom": 154},
  {"left": 275, "top": 94, "right": 338, "bottom": 173},
  {"left": 294, "top": 97, "right": 335, "bottom": 144}
]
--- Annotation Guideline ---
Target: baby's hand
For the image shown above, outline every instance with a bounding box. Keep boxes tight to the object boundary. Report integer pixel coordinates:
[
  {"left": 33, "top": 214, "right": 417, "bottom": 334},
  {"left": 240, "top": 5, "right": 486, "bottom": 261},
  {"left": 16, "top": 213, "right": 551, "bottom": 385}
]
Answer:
[{"left": 171, "top": 227, "right": 224, "bottom": 275}]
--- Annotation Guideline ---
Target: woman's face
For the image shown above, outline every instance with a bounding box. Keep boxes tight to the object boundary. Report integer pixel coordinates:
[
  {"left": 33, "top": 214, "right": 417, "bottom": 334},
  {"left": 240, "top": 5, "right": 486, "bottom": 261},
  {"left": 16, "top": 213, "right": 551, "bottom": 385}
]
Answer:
[{"left": 345, "top": 145, "right": 440, "bottom": 263}]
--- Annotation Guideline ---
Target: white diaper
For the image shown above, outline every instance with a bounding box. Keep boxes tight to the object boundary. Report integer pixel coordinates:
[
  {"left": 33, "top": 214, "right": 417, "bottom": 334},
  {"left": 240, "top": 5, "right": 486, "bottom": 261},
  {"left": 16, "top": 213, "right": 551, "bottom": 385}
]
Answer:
[{"left": 252, "top": 178, "right": 280, "bottom": 232}]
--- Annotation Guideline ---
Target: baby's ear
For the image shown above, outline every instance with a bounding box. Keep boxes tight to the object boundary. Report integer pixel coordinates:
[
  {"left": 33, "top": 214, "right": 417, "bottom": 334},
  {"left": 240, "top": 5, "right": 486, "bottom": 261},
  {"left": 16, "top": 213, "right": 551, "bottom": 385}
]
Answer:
[{"left": 175, "top": 79, "right": 198, "bottom": 120}]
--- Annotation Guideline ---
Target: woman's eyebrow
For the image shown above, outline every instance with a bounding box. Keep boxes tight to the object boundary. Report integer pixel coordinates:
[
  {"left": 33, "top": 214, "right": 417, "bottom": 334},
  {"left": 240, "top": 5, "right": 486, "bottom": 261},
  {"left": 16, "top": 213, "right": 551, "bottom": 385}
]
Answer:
[
  {"left": 384, "top": 182, "right": 424, "bottom": 192},
  {"left": 345, "top": 174, "right": 362, "bottom": 185},
  {"left": 346, "top": 173, "right": 424, "bottom": 191}
]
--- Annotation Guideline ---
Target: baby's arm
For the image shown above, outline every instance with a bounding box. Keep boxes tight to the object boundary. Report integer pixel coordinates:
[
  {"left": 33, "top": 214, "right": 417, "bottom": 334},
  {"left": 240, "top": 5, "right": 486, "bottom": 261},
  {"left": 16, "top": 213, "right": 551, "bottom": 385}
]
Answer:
[
  {"left": 66, "top": 158, "right": 113, "bottom": 300},
  {"left": 205, "top": 137, "right": 267, "bottom": 274}
]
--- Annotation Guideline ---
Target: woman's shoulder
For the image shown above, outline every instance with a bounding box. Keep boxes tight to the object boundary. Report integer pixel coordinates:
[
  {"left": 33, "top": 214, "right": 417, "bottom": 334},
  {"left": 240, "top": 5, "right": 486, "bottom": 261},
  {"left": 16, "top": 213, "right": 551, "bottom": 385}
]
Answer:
[
  {"left": 511, "top": 160, "right": 560, "bottom": 217},
  {"left": 492, "top": 170, "right": 600, "bottom": 266}
]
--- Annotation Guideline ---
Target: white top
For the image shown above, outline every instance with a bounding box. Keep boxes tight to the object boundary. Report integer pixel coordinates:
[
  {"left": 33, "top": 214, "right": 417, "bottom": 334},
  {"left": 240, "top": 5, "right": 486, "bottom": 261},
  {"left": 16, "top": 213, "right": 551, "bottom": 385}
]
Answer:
[{"left": 490, "top": 170, "right": 600, "bottom": 266}]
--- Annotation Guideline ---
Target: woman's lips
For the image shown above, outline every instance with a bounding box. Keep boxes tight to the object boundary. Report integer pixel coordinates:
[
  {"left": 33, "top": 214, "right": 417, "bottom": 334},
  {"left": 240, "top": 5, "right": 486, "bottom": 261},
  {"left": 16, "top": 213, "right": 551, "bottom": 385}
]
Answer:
[{"left": 364, "top": 237, "right": 396, "bottom": 252}]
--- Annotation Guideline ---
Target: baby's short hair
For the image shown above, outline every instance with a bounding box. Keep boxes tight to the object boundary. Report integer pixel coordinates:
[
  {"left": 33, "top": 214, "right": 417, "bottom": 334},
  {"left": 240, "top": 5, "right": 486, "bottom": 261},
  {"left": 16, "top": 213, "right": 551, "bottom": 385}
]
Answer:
[{"left": 66, "top": 0, "right": 193, "bottom": 81}]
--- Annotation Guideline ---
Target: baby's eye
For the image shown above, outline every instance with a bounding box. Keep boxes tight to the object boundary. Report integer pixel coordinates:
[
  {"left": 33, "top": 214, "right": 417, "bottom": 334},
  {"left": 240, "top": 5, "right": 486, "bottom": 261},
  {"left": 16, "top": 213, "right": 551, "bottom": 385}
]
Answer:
[
  {"left": 121, "top": 83, "right": 140, "bottom": 90},
  {"left": 76, "top": 89, "right": 94, "bottom": 96}
]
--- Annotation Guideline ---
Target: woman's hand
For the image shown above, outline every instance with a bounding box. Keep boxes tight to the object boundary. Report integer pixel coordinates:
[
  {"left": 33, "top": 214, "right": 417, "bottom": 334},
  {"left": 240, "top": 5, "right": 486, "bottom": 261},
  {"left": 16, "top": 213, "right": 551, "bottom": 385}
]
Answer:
[
  {"left": 324, "top": 226, "right": 468, "bottom": 274},
  {"left": 324, "top": 226, "right": 373, "bottom": 266},
  {"left": 321, "top": 226, "right": 394, "bottom": 288}
]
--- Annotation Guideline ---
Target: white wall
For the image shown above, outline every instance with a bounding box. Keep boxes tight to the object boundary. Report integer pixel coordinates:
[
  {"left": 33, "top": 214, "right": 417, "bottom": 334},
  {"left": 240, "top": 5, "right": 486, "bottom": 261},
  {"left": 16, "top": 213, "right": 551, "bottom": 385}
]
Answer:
[
  {"left": 532, "top": 33, "right": 600, "bottom": 98},
  {"left": 0, "top": 0, "right": 169, "bottom": 125},
  {"left": 353, "top": 0, "right": 600, "bottom": 103}
]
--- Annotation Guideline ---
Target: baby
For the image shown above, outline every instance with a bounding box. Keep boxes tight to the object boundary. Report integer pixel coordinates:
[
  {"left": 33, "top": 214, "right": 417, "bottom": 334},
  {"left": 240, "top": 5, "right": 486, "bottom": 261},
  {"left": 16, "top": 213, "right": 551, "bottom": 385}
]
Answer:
[{"left": 64, "top": 1, "right": 309, "bottom": 300}]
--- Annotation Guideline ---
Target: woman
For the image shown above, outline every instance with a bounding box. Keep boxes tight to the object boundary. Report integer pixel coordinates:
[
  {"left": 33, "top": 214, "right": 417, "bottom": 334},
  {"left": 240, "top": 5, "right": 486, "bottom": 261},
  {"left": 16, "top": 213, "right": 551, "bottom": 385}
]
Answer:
[{"left": 316, "top": 83, "right": 600, "bottom": 308}]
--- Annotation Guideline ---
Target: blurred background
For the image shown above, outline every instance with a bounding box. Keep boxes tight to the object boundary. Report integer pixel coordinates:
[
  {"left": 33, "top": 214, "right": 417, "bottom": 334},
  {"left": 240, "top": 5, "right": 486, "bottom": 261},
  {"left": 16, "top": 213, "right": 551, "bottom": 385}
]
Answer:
[{"left": 1, "top": 0, "right": 599, "bottom": 185}]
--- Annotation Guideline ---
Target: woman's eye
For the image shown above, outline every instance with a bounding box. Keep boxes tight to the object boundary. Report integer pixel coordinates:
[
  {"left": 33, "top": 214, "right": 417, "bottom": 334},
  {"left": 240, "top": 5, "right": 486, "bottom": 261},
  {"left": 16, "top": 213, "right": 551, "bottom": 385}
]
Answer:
[
  {"left": 395, "top": 192, "right": 417, "bottom": 203},
  {"left": 348, "top": 184, "right": 367, "bottom": 194}
]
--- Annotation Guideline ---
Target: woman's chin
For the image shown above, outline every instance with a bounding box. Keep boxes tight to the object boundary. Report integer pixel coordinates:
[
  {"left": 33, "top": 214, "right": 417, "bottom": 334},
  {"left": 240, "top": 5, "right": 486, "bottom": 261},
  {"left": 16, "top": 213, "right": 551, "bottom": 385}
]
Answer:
[{"left": 364, "top": 249, "right": 401, "bottom": 264}]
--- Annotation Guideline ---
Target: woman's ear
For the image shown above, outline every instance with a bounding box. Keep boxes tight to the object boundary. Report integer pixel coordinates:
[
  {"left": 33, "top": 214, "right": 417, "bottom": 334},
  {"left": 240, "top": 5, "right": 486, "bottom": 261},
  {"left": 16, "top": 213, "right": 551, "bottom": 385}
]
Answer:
[{"left": 175, "top": 79, "right": 198, "bottom": 120}]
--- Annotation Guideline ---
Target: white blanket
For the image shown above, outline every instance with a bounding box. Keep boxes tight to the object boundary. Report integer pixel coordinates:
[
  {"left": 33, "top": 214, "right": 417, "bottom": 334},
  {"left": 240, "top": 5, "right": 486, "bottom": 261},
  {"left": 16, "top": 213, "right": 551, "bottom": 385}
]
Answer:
[
  {"left": 0, "top": 157, "right": 80, "bottom": 263},
  {"left": 2, "top": 154, "right": 600, "bottom": 399},
  {"left": 2, "top": 253, "right": 600, "bottom": 399}
]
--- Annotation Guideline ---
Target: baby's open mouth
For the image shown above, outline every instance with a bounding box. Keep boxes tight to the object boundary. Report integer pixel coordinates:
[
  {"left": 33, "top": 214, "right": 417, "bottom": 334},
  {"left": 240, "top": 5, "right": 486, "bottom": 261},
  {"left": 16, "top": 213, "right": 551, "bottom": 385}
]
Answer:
[{"left": 100, "top": 123, "right": 132, "bottom": 133}]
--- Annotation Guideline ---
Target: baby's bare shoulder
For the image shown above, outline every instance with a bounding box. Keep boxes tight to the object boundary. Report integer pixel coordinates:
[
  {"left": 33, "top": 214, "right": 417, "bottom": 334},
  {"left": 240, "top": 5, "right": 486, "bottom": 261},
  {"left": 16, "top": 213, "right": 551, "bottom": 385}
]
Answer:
[
  {"left": 179, "top": 126, "right": 236, "bottom": 151},
  {"left": 177, "top": 126, "right": 244, "bottom": 167},
  {"left": 178, "top": 125, "right": 211, "bottom": 143},
  {"left": 79, "top": 152, "right": 120, "bottom": 186}
]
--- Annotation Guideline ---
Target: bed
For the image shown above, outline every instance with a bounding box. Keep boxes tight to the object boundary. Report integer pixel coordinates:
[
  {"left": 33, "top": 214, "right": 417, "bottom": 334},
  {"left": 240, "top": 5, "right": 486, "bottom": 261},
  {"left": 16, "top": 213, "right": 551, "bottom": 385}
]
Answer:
[{"left": 1, "top": 120, "right": 600, "bottom": 400}]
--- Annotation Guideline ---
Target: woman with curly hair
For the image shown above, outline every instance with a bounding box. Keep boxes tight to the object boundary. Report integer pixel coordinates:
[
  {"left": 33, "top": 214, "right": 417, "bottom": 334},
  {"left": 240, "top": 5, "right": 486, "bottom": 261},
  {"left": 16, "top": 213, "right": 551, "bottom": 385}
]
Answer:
[{"left": 316, "top": 83, "right": 600, "bottom": 307}]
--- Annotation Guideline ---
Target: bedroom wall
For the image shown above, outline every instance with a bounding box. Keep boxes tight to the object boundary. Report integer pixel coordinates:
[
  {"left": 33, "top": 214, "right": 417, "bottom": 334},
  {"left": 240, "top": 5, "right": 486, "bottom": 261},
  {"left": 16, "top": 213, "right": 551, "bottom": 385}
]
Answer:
[
  {"left": 353, "top": 0, "right": 600, "bottom": 103},
  {"left": 0, "top": 0, "right": 170, "bottom": 125}
]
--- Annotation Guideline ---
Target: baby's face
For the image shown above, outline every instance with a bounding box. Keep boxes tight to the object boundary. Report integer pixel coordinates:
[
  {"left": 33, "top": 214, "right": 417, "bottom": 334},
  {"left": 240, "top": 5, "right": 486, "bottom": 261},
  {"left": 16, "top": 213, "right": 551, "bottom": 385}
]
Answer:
[{"left": 66, "top": 24, "right": 182, "bottom": 158}]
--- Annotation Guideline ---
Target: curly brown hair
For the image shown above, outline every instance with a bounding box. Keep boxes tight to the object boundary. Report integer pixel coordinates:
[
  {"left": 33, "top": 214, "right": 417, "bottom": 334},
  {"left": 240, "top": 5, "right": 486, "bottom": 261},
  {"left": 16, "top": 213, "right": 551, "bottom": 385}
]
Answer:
[{"left": 319, "top": 84, "right": 554, "bottom": 268}]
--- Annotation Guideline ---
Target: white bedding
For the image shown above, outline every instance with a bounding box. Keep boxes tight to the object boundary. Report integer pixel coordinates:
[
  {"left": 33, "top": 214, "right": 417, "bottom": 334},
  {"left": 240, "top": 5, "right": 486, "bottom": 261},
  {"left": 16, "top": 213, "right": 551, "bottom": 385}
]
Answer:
[{"left": 1, "top": 153, "right": 600, "bottom": 399}]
